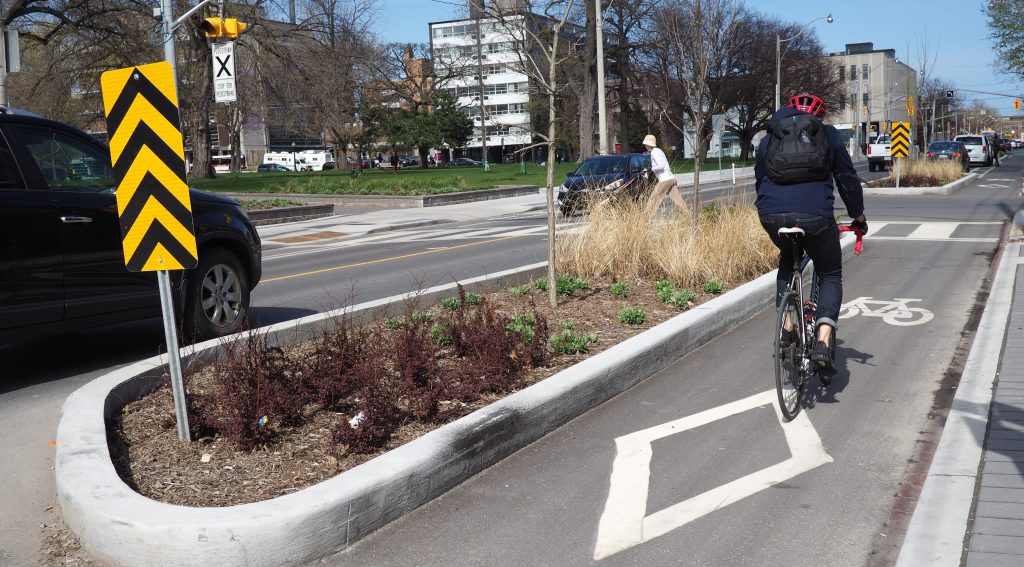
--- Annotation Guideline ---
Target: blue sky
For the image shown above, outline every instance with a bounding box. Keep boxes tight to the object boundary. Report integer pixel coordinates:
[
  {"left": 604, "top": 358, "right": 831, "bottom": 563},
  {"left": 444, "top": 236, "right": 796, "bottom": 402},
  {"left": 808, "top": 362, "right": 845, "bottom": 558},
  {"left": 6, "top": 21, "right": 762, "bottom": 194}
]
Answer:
[{"left": 374, "top": 0, "right": 1017, "bottom": 114}]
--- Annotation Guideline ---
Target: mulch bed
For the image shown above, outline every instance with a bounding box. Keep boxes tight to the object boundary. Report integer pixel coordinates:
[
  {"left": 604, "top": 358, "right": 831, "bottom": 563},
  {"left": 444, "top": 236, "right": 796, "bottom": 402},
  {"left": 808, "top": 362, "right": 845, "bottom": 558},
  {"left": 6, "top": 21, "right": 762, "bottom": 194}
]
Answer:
[{"left": 110, "top": 277, "right": 728, "bottom": 508}]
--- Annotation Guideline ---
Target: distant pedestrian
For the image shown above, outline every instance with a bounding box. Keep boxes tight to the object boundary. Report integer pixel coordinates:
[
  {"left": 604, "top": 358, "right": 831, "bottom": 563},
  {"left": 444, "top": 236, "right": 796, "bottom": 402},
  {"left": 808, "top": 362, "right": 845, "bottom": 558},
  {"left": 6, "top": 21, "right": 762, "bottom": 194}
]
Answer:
[
  {"left": 642, "top": 134, "right": 689, "bottom": 216},
  {"left": 390, "top": 152, "right": 399, "bottom": 175}
]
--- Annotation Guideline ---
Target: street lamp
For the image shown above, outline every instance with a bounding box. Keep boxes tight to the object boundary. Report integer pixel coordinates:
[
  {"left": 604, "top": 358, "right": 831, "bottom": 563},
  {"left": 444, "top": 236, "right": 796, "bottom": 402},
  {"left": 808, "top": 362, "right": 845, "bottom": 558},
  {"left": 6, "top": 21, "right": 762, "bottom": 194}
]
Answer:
[
  {"left": 291, "top": 141, "right": 297, "bottom": 172},
  {"left": 775, "top": 13, "right": 833, "bottom": 110}
]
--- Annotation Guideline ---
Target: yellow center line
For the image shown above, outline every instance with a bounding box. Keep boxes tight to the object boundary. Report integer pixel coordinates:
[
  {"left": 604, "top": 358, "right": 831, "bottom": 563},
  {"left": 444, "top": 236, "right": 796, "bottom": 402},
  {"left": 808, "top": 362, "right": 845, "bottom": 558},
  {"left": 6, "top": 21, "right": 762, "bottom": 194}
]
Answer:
[{"left": 263, "top": 235, "right": 527, "bottom": 283}]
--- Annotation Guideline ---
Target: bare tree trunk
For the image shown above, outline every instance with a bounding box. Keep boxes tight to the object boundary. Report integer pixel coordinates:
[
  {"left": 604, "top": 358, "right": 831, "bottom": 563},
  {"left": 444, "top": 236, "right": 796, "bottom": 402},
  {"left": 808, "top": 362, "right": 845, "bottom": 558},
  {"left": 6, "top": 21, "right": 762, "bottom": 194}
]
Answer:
[
  {"left": 547, "top": 59, "right": 559, "bottom": 308},
  {"left": 577, "top": 0, "right": 597, "bottom": 160}
]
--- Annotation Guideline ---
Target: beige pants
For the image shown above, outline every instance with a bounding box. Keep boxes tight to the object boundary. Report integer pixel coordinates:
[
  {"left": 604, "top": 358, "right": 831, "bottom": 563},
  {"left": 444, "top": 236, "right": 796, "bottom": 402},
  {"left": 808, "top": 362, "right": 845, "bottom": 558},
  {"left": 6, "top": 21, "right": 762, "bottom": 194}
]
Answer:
[{"left": 645, "top": 179, "right": 690, "bottom": 216}]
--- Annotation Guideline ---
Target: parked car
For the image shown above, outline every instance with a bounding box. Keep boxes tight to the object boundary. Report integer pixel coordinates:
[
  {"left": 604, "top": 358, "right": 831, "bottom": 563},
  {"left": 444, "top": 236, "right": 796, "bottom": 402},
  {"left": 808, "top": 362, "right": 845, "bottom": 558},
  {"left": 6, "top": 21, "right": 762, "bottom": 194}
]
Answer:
[
  {"left": 925, "top": 141, "right": 970, "bottom": 171},
  {"left": 953, "top": 134, "right": 994, "bottom": 167},
  {"left": 450, "top": 157, "right": 482, "bottom": 166},
  {"left": 257, "top": 163, "right": 290, "bottom": 173},
  {"left": 346, "top": 157, "right": 373, "bottom": 169},
  {"left": 398, "top": 155, "right": 419, "bottom": 167},
  {"left": 0, "top": 107, "right": 262, "bottom": 345},
  {"left": 321, "top": 161, "right": 336, "bottom": 170},
  {"left": 558, "top": 153, "right": 655, "bottom": 217}
]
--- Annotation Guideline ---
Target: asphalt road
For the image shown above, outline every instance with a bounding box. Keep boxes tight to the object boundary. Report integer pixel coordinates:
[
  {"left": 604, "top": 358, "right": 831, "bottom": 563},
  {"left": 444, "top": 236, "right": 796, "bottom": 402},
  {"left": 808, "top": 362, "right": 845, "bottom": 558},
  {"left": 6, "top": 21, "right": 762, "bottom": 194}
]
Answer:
[
  {"left": 315, "top": 161, "right": 1019, "bottom": 566},
  {"left": 0, "top": 158, "right": 923, "bottom": 566}
]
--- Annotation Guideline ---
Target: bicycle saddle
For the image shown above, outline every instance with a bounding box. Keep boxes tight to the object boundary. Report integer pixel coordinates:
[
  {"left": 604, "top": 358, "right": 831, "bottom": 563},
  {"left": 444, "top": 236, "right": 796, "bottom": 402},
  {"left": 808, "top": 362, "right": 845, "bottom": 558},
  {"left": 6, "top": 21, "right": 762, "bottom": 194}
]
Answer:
[{"left": 777, "top": 227, "right": 805, "bottom": 238}]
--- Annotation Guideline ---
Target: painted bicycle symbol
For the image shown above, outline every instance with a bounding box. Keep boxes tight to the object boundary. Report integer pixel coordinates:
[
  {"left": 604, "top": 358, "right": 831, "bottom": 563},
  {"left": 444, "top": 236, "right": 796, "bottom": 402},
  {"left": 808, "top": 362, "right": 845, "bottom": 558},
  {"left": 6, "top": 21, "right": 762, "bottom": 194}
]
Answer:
[{"left": 839, "top": 297, "right": 933, "bottom": 326}]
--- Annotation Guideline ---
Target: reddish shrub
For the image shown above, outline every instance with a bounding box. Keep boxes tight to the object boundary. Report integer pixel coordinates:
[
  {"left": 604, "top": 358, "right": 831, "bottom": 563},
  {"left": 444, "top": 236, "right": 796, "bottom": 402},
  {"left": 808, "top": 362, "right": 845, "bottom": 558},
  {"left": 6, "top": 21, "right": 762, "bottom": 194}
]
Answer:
[{"left": 331, "top": 327, "right": 405, "bottom": 453}]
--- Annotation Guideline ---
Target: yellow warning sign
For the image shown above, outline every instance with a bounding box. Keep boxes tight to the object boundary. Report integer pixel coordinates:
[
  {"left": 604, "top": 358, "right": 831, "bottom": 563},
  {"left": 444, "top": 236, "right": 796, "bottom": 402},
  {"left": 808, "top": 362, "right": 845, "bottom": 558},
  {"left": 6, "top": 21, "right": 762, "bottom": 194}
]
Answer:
[
  {"left": 100, "top": 61, "right": 197, "bottom": 272},
  {"left": 890, "top": 122, "right": 911, "bottom": 158}
]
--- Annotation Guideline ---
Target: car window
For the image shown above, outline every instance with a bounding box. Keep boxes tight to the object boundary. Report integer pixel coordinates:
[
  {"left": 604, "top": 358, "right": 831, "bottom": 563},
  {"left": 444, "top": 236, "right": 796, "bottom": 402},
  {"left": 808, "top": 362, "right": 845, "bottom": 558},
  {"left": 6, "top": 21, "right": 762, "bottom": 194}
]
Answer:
[
  {"left": 576, "top": 156, "right": 627, "bottom": 176},
  {"left": 929, "top": 142, "right": 957, "bottom": 151},
  {"left": 628, "top": 154, "right": 646, "bottom": 171},
  {"left": 957, "top": 136, "right": 983, "bottom": 145},
  {"left": 0, "top": 130, "right": 26, "bottom": 190},
  {"left": 13, "top": 125, "right": 115, "bottom": 193}
]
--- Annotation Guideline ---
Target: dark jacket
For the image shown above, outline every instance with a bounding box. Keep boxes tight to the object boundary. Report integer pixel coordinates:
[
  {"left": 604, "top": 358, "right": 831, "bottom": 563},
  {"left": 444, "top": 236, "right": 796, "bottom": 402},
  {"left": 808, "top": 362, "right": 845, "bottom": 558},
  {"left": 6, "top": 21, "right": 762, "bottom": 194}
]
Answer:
[{"left": 754, "top": 107, "right": 865, "bottom": 219}]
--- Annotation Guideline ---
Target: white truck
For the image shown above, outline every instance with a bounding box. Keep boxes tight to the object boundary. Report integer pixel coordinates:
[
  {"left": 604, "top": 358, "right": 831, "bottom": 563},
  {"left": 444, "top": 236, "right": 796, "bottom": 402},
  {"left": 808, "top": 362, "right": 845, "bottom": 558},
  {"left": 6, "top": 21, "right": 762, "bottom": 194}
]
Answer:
[
  {"left": 866, "top": 135, "right": 892, "bottom": 172},
  {"left": 262, "top": 151, "right": 311, "bottom": 171}
]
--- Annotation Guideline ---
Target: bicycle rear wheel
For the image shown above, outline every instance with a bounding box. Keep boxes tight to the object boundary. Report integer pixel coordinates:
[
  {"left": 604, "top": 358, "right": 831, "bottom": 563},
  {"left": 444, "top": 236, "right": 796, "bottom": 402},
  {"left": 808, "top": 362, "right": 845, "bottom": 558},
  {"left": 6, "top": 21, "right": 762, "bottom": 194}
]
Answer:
[{"left": 775, "top": 291, "right": 804, "bottom": 420}]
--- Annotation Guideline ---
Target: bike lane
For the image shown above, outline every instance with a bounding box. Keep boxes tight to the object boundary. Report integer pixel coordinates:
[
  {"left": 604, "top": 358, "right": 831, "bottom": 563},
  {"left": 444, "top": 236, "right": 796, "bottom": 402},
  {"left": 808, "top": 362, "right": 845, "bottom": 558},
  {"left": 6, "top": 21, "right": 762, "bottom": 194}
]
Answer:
[{"left": 321, "top": 175, "right": 1016, "bottom": 566}]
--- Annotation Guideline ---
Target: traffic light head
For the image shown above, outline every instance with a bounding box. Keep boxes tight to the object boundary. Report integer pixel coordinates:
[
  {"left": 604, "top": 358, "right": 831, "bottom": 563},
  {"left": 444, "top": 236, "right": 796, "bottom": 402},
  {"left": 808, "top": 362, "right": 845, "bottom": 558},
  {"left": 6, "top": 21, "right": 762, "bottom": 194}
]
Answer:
[
  {"left": 1015, "top": 99, "right": 1021, "bottom": 111},
  {"left": 201, "top": 17, "right": 225, "bottom": 38},
  {"left": 201, "top": 17, "right": 247, "bottom": 39},
  {"left": 224, "top": 19, "right": 247, "bottom": 39}
]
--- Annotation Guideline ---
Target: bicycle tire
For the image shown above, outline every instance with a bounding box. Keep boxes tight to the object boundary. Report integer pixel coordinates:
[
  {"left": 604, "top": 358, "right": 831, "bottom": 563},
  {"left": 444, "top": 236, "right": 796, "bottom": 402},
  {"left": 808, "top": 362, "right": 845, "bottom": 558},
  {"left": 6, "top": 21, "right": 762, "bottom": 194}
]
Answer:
[{"left": 775, "top": 291, "right": 804, "bottom": 421}]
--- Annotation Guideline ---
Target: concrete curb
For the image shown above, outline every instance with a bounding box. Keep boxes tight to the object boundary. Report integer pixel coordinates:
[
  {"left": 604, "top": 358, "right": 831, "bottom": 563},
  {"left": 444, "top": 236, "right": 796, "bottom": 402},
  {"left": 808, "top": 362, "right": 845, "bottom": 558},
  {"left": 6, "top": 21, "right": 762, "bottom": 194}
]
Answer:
[
  {"left": 895, "top": 240, "right": 1019, "bottom": 566},
  {"left": 222, "top": 185, "right": 540, "bottom": 210},
  {"left": 57, "top": 237, "right": 857, "bottom": 567},
  {"left": 863, "top": 173, "right": 976, "bottom": 196},
  {"left": 246, "top": 204, "right": 334, "bottom": 226}
]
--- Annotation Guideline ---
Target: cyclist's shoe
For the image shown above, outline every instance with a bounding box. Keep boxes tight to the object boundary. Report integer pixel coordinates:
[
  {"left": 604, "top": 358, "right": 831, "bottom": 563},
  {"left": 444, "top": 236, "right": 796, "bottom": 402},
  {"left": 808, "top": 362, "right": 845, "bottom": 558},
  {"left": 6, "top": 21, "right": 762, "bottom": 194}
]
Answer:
[
  {"left": 779, "top": 328, "right": 797, "bottom": 349},
  {"left": 812, "top": 340, "right": 837, "bottom": 377}
]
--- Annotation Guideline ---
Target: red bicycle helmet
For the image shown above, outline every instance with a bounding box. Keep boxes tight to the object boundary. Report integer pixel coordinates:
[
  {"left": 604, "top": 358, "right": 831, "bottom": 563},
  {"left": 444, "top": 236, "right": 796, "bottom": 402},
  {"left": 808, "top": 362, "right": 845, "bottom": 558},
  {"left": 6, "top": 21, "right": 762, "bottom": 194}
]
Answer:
[{"left": 788, "top": 93, "right": 826, "bottom": 118}]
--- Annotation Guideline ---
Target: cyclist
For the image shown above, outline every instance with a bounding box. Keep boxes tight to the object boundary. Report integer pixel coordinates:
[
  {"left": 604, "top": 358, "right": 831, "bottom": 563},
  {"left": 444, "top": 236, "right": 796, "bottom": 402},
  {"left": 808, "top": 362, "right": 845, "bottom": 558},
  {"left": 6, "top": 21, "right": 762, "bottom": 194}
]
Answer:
[{"left": 755, "top": 93, "right": 868, "bottom": 374}]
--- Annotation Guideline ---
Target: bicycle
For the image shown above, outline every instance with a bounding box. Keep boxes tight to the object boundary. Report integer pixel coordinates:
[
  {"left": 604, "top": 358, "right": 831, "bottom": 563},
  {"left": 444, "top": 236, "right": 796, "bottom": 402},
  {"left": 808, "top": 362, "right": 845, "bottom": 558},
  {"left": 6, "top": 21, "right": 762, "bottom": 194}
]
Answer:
[{"left": 775, "top": 224, "right": 863, "bottom": 421}]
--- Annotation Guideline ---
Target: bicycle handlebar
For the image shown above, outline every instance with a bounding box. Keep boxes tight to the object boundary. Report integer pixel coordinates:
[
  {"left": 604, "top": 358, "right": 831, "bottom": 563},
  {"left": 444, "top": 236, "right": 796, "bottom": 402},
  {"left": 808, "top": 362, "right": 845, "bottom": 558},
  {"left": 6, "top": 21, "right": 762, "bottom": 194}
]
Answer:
[{"left": 838, "top": 225, "right": 864, "bottom": 255}]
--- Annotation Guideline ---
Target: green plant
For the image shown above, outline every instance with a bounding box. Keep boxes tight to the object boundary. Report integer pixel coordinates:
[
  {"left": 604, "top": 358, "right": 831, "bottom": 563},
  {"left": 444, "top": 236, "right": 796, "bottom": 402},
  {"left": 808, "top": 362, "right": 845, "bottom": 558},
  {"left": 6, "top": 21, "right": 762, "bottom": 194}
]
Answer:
[
  {"left": 559, "top": 320, "right": 575, "bottom": 331},
  {"left": 441, "top": 297, "right": 462, "bottom": 310},
  {"left": 384, "top": 316, "right": 403, "bottom": 330},
  {"left": 703, "top": 279, "right": 724, "bottom": 294},
  {"left": 430, "top": 322, "right": 452, "bottom": 345},
  {"left": 555, "top": 274, "right": 591, "bottom": 296},
  {"left": 510, "top": 284, "right": 531, "bottom": 297},
  {"left": 464, "top": 293, "right": 482, "bottom": 305},
  {"left": 410, "top": 310, "right": 433, "bottom": 323},
  {"left": 670, "top": 288, "right": 696, "bottom": 309},
  {"left": 618, "top": 307, "right": 643, "bottom": 323},
  {"left": 610, "top": 282, "right": 630, "bottom": 297},
  {"left": 619, "top": 307, "right": 646, "bottom": 325},
  {"left": 548, "top": 324, "right": 599, "bottom": 355},
  {"left": 656, "top": 279, "right": 676, "bottom": 302},
  {"left": 534, "top": 277, "right": 549, "bottom": 291},
  {"left": 506, "top": 312, "right": 538, "bottom": 343}
]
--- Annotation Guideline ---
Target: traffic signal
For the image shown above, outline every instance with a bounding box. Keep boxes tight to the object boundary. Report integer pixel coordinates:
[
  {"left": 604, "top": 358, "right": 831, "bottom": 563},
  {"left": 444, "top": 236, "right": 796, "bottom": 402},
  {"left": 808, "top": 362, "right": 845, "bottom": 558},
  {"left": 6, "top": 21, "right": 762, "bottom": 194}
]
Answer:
[
  {"left": 1015, "top": 99, "right": 1021, "bottom": 111},
  {"left": 201, "top": 17, "right": 247, "bottom": 39}
]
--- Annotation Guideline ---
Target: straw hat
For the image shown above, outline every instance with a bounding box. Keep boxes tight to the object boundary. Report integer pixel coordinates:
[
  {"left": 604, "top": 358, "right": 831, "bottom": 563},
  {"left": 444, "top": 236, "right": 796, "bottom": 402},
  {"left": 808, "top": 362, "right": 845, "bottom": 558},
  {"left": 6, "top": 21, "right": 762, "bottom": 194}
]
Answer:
[{"left": 642, "top": 134, "right": 657, "bottom": 147}]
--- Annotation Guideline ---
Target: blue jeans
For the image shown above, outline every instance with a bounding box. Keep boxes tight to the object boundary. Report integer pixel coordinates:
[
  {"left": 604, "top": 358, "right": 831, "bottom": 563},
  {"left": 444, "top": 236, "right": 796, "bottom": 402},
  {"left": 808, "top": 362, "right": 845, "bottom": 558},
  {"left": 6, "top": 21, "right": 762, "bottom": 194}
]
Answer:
[{"left": 759, "top": 213, "right": 842, "bottom": 329}]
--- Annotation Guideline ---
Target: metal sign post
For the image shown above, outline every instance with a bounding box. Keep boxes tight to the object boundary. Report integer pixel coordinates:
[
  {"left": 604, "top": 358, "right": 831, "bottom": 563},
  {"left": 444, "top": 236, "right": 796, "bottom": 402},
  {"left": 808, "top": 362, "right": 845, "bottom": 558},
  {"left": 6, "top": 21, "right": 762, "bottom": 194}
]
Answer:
[{"left": 101, "top": 62, "right": 199, "bottom": 442}]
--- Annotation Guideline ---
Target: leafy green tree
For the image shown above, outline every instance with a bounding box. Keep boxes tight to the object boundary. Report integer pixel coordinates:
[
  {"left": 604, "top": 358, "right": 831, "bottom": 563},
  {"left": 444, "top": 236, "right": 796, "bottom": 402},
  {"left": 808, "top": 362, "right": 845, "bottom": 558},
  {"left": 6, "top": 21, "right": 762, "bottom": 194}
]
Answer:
[
  {"left": 986, "top": 1, "right": 1024, "bottom": 80},
  {"left": 432, "top": 90, "right": 474, "bottom": 156}
]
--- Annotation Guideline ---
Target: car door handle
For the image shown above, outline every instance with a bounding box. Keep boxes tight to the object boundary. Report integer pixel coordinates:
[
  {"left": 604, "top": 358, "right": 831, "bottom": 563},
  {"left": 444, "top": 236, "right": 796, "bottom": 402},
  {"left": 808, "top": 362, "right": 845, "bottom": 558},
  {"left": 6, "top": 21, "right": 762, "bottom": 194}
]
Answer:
[{"left": 60, "top": 216, "right": 93, "bottom": 223}]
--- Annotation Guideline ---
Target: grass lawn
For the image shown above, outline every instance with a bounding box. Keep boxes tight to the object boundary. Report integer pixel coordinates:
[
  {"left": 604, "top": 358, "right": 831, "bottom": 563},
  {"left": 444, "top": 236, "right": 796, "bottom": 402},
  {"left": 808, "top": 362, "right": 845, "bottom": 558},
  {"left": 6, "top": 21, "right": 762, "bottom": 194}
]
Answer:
[{"left": 189, "top": 158, "right": 756, "bottom": 196}]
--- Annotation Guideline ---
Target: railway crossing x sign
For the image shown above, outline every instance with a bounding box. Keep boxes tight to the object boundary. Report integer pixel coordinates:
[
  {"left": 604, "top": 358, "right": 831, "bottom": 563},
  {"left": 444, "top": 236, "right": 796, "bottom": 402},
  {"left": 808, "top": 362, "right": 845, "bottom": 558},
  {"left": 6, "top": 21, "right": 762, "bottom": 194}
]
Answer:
[
  {"left": 100, "top": 61, "right": 198, "bottom": 272},
  {"left": 890, "top": 122, "right": 911, "bottom": 158}
]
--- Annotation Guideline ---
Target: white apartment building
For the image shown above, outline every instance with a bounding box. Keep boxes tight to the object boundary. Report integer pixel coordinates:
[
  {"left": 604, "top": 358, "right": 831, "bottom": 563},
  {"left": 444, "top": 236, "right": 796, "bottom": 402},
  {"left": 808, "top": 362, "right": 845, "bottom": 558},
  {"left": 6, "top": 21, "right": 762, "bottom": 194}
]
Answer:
[
  {"left": 827, "top": 42, "right": 918, "bottom": 146},
  {"left": 429, "top": 8, "right": 533, "bottom": 163}
]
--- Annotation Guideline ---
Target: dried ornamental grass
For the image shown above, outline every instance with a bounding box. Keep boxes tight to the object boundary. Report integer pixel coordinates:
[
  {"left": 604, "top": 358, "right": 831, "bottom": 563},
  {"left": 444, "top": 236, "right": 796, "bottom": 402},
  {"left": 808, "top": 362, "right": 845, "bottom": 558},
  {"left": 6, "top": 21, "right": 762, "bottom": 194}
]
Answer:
[
  {"left": 874, "top": 158, "right": 964, "bottom": 187},
  {"left": 557, "top": 197, "right": 776, "bottom": 287}
]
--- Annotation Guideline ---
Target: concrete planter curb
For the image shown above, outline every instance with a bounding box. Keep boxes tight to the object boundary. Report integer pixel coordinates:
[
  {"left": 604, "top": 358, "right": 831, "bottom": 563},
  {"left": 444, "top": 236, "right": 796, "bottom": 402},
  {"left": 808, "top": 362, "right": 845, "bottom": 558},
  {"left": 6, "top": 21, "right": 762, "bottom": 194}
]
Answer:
[
  {"left": 246, "top": 204, "right": 335, "bottom": 226},
  {"left": 57, "top": 238, "right": 855, "bottom": 567},
  {"left": 864, "top": 173, "right": 975, "bottom": 196},
  {"left": 222, "top": 185, "right": 539, "bottom": 210}
]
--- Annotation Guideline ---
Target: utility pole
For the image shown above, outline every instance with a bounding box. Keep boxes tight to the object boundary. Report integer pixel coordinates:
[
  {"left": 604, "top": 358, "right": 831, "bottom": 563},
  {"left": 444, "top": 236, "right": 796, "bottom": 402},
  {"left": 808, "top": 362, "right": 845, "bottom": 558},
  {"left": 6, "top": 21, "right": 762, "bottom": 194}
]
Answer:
[
  {"left": 595, "top": 0, "right": 607, "bottom": 154},
  {"left": 475, "top": 8, "right": 489, "bottom": 169},
  {"left": 161, "top": 0, "right": 178, "bottom": 82}
]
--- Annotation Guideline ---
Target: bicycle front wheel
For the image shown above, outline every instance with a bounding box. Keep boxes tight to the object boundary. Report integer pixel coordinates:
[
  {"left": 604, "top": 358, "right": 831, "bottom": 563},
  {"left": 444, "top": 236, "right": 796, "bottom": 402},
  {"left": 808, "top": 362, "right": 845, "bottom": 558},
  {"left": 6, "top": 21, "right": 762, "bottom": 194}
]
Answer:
[{"left": 775, "top": 291, "right": 804, "bottom": 420}]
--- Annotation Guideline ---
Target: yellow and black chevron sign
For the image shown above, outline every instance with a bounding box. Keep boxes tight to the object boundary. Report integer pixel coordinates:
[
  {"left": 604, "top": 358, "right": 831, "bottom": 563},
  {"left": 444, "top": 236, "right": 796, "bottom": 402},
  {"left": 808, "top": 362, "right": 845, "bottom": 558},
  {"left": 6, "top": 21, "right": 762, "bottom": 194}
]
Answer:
[
  {"left": 890, "top": 121, "right": 911, "bottom": 158},
  {"left": 100, "top": 62, "right": 198, "bottom": 272}
]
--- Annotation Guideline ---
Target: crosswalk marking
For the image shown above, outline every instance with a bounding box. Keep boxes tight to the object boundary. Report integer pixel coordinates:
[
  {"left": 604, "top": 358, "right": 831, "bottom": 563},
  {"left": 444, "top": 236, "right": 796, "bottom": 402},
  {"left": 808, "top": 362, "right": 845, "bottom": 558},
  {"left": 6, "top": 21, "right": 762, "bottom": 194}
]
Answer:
[{"left": 906, "top": 222, "right": 959, "bottom": 240}]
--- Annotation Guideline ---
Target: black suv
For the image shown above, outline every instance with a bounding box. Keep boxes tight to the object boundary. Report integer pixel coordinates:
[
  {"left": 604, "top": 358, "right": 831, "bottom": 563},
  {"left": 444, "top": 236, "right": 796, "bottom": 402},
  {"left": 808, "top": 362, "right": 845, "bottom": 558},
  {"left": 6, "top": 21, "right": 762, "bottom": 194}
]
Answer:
[
  {"left": 0, "top": 109, "right": 262, "bottom": 345},
  {"left": 558, "top": 153, "right": 655, "bottom": 216}
]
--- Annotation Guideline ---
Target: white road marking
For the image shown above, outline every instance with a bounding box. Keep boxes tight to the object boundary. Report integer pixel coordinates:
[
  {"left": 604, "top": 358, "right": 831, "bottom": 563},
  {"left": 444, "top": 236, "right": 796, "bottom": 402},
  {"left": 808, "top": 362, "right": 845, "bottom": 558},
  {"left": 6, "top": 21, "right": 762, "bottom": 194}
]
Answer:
[
  {"left": 839, "top": 297, "right": 934, "bottom": 325},
  {"left": 866, "top": 236, "right": 998, "bottom": 243},
  {"left": 905, "top": 222, "right": 960, "bottom": 240},
  {"left": 593, "top": 390, "right": 832, "bottom": 560}
]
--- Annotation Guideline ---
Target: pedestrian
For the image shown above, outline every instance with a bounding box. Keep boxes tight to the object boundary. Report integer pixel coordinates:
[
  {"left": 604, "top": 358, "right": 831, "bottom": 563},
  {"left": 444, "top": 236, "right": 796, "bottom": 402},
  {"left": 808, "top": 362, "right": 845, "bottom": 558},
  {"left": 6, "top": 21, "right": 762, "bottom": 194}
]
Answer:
[
  {"left": 390, "top": 151, "right": 399, "bottom": 175},
  {"left": 642, "top": 134, "right": 689, "bottom": 216},
  {"left": 755, "top": 93, "right": 867, "bottom": 376}
]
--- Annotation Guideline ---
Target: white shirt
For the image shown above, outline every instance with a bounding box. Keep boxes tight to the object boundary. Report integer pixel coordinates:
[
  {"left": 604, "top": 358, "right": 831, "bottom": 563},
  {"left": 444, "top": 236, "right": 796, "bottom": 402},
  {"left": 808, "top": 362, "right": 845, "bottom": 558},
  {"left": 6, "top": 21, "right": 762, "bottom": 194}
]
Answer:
[{"left": 649, "top": 147, "right": 675, "bottom": 183}]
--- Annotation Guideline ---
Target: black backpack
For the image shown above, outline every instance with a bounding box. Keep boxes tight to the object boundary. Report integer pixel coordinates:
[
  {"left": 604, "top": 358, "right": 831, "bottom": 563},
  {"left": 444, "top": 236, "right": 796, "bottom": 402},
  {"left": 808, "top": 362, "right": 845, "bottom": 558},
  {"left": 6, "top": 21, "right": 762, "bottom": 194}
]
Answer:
[{"left": 764, "top": 113, "right": 831, "bottom": 185}]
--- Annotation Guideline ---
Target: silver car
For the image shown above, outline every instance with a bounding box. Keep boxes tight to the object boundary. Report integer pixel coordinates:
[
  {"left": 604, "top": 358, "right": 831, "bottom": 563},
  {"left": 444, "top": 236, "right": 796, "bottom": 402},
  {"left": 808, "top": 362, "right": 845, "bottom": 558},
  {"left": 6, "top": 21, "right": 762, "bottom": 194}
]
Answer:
[{"left": 953, "top": 134, "right": 994, "bottom": 166}]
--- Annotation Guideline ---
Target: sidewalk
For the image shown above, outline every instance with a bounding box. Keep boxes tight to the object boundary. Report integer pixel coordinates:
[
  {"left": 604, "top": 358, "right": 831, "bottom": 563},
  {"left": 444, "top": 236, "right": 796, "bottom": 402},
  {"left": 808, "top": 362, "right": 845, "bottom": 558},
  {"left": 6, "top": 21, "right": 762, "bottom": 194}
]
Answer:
[{"left": 897, "top": 238, "right": 1024, "bottom": 566}]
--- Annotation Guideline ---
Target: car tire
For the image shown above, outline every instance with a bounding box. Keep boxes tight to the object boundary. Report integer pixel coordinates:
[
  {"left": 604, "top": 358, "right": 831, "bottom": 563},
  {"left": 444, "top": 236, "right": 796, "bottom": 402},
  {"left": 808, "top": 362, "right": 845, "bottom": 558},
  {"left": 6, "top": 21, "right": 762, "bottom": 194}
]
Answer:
[
  {"left": 183, "top": 248, "right": 250, "bottom": 341},
  {"left": 868, "top": 162, "right": 875, "bottom": 172}
]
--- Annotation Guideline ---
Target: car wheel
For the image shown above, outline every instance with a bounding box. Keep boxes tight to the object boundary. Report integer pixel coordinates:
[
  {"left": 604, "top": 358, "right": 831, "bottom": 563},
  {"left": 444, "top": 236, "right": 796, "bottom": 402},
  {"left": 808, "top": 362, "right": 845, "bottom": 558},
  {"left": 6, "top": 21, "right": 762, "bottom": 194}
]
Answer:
[
  {"left": 868, "top": 162, "right": 874, "bottom": 172},
  {"left": 183, "top": 248, "right": 250, "bottom": 341}
]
